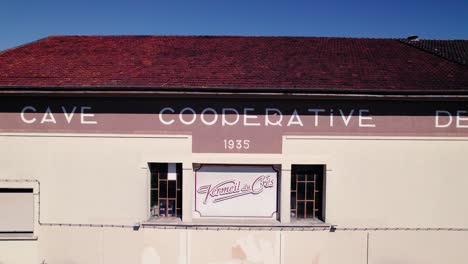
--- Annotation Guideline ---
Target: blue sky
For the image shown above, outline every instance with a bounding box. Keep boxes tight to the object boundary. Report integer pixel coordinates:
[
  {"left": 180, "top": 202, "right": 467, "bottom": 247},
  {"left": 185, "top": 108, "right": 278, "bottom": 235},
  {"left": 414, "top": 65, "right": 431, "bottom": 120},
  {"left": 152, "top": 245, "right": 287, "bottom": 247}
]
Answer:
[{"left": 1, "top": 0, "right": 467, "bottom": 51}]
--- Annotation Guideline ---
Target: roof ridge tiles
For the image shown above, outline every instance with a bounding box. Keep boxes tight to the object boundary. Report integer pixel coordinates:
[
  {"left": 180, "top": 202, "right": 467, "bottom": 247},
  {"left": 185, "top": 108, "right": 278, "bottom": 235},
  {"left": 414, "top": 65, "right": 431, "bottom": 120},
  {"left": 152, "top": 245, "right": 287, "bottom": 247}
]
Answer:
[{"left": 43, "top": 34, "right": 402, "bottom": 40}]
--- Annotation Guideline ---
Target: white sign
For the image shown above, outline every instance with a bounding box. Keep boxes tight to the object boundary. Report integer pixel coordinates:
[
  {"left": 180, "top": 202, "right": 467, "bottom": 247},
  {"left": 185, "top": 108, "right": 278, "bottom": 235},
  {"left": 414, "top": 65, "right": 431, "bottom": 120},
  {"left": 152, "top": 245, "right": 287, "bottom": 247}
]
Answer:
[{"left": 194, "top": 165, "right": 278, "bottom": 218}]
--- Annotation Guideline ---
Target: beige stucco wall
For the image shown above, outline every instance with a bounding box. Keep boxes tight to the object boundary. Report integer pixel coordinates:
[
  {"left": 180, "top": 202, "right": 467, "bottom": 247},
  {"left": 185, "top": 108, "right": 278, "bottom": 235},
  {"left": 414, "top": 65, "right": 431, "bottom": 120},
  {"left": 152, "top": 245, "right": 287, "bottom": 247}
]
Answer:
[
  {"left": 0, "top": 240, "right": 37, "bottom": 264},
  {"left": 368, "top": 231, "right": 468, "bottom": 264},
  {"left": 0, "top": 134, "right": 191, "bottom": 225},
  {"left": 3, "top": 227, "right": 468, "bottom": 264},
  {"left": 283, "top": 136, "right": 468, "bottom": 228},
  {"left": 1, "top": 134, "right": 467, "bottom": 263}
]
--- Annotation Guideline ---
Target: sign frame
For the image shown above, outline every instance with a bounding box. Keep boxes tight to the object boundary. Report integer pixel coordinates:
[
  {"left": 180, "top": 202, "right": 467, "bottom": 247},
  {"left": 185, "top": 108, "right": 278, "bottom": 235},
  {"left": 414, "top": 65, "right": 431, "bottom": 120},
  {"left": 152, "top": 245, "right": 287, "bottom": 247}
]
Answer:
[{"left": 193, "top": 164, "right": 280, "bottom": 219}]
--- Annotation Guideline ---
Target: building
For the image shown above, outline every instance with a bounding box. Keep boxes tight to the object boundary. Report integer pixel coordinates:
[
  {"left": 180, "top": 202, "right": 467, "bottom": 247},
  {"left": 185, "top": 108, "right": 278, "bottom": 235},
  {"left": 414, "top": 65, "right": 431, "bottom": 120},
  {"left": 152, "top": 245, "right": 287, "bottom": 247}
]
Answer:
[{"left": 0, "top": 36, "right": 467, "bottom": 264}]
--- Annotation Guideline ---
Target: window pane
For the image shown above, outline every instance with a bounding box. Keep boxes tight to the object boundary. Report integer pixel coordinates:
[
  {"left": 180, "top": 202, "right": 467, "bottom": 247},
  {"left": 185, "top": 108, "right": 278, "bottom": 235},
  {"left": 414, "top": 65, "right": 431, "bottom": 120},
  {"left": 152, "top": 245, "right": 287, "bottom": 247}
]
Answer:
[
  {"left": 177, "top": 192, "right": 182, "bottom": 209},
  {"left": 150, "top": 191, "right": 159, "bottom": 216},
  {"left": 168, "top": 200, "right": 176, "bottom": 217},
  {"left": 297, "top": 182, "right": 305, "bottom": 200},
  {"left": 290, "top": 210, "right": 296, "bottom": 218},
  {"left": 151, "top": 174, "right": 158, "bottom": 189},
  {"left": 159, "top": 172, "right": 167, "bottom": 180},
  {"left": 306, "top": 182, "right": 314, "bottom": 200},
  {"left": 291, "top": 192, "right": 296, "bottom": 209},
  {"left": 291, "top": 174, "right": 296, "bottom": 191},
  {"left": 306, "top": 173, "right": 315, "bottom": 181},
  {"left": 177, "top": 173, "right": 182, "bottom": 189},
  {"left": 158, "top": 163, "right": 168, "bottom": 180},
  {"left": 297, "top": 173, "right": 305, "bottom": 181},
  {"left": 168, "top": 181, "right": 176, "bottom": 198},
  {"left": 306, "top": 201, "right": 315, "bottom": 218},
  {"left": 159, "top": 200, "right": 167, "bottom": 216},
  {"left": 160, "top": 181, "right": 167, "bottom": 197},
  {"left": 297, "top": 201, "right": 305, "bottom": 218},
  {"left": 150, "top": 190, "right": 158, "bottom": 207}
]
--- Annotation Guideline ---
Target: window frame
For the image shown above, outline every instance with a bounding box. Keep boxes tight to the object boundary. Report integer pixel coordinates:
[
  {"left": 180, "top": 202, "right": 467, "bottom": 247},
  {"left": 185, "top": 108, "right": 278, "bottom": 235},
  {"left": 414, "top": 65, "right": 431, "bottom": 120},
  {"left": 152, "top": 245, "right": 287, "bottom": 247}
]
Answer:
[
  {"left": 148, "top": 163, "right": 183, "bottom": 219},
  {"left": 290, "top": 164, "right": 326, "bottom": 222}
]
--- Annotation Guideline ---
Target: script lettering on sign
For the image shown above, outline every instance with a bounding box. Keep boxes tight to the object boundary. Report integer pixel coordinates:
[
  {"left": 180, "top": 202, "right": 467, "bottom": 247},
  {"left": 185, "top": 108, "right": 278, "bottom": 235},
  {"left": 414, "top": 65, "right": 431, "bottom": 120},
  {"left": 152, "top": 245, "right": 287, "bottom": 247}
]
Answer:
[
  {"left": 197, "top": 175, "right": 275, "bottom": 204},
  {"left": 194, "top": 165, "right": 278, "bottom": 218}
]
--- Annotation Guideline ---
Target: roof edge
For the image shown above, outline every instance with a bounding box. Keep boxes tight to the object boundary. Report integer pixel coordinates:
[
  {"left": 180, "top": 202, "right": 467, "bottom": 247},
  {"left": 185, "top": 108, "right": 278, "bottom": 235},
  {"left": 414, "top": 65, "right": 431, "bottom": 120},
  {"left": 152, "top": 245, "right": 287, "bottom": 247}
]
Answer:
[
  {"left": 0, "top": 36, "right": 52, "bottom": 56},
  {"left": 399, "top": 39, "right": 468, "bottom": 67},
  {"left": 2, "top": 86, "right": 468, "bottom": 99},
  {"left": 43, "top": 34, "right": 403, "bottom": 40}
]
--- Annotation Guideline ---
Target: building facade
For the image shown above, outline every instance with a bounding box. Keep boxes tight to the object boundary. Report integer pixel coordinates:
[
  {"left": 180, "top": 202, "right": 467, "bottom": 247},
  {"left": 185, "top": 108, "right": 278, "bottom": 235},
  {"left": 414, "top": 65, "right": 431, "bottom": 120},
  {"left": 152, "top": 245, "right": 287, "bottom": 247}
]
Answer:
[{"left": 0, "top": 36, "right": 468, "bottom": 264}]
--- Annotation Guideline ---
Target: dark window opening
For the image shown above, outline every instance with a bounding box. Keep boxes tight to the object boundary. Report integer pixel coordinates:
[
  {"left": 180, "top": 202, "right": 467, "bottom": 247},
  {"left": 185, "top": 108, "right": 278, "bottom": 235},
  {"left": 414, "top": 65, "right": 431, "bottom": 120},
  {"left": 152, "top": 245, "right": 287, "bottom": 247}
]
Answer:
[
  {"left": 290, "top": 165, "right": 325, "bottom": 221},
  {"left": 149, "top": 163, "right": 182, "bottom": 218},
  {"left": 0, "top": 188, "right": 33, "bottom": 193}
]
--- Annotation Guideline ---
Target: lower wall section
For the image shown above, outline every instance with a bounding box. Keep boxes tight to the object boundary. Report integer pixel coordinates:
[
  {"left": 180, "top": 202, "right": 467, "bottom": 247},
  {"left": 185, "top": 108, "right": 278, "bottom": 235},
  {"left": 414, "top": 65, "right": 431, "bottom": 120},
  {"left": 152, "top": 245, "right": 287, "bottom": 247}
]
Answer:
[
  {"left": 1, "top": 226, "right": 468, "bottom": 264},
  {"left": 369, "top": 231, "right": 468, "bottom": 264},
  {"left": 0, "top": 240, "right": 37, "bottom": 264},
  {"left": 283, "top": 231, "right": 367, "bottom": 264}
]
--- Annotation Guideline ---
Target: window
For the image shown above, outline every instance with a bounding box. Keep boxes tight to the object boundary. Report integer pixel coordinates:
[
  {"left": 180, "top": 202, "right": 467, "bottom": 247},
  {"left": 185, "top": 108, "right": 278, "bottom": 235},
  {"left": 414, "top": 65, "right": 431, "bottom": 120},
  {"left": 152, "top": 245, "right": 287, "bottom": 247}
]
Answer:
[
  {"left": 149, "top": 163, "right": 182, "bottom": 218},
  {"left": 290, "top": 165, "right": 325, "bottom": 221},
  {"left": 0, "top": 188, "right": 34, "bottom": 234}
]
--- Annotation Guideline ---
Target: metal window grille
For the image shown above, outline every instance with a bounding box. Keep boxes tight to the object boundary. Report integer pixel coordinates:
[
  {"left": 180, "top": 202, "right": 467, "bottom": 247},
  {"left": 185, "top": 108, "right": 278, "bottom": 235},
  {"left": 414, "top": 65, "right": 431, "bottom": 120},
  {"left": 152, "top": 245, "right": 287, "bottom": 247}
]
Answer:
[
  {"left": 149, "top": 163, "right": 182, "bottom": 218},
  {"left": 290, "top": 165, "right": 324, "bottom": 220}
]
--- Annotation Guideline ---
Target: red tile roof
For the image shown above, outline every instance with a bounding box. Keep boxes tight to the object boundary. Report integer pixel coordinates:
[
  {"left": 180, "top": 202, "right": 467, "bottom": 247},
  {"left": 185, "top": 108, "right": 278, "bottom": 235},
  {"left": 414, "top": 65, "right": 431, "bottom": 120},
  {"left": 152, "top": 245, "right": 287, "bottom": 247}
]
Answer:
[
  {"left": 0, "top": 36, "right": 467, "bottom": 94},
  {"left": 401, "top": 39, "right": 468, "bottom": 66}
]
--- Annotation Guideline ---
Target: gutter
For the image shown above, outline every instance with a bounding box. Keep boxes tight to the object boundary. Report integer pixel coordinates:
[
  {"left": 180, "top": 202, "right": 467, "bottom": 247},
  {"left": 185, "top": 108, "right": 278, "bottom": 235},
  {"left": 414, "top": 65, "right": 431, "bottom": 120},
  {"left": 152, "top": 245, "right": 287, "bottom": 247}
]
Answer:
[{"left": 1, "top": 86, "right": 468, "bottom": 100}]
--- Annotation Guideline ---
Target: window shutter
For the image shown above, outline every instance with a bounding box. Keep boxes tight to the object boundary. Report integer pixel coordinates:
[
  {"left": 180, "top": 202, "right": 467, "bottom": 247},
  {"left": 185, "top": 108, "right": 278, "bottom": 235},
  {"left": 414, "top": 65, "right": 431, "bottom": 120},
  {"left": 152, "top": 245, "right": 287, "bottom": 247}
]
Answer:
[{"left": 0, "top": 189, "right": 34, "bottom": 232}]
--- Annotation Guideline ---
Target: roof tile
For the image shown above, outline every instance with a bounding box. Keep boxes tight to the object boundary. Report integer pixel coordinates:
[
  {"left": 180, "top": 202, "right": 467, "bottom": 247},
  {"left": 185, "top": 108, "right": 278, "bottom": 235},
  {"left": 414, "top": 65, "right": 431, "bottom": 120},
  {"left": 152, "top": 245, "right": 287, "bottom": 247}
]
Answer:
[{"left": 0, "top": 36, "right": 467, "bottom": 93}]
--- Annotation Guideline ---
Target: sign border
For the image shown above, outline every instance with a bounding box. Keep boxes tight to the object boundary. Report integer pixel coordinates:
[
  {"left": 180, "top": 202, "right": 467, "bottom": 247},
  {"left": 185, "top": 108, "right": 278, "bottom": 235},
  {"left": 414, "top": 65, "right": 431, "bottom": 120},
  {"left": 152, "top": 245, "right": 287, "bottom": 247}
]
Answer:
[{"left": 193, "top": 164, "right": 280, "bottom": 218}]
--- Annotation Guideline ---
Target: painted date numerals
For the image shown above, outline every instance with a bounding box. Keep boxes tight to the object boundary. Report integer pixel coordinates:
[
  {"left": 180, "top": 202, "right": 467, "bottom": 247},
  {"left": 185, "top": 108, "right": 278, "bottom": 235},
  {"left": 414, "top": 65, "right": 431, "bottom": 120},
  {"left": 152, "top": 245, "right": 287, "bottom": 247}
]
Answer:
[{"left": 223, "top": 139, "right": 250, "bottom": 150}]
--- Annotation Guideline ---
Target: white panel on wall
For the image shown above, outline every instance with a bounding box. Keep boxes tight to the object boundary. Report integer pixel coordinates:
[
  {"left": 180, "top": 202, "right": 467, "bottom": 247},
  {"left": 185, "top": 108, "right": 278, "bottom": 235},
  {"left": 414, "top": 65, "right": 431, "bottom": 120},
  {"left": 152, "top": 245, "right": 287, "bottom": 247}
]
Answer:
[
  {"left": 0, "top": 190, "right": 34, "bottom": 232},
  {"left": 194, "top": 165, "right": 278, "bottom": 218}
]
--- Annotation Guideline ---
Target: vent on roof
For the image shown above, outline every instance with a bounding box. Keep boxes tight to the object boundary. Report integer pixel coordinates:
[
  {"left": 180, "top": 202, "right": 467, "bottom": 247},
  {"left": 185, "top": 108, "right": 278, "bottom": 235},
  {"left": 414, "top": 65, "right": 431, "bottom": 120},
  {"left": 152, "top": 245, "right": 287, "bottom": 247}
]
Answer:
[{"left": 407, "top": 35, "right": 419, "bottom": 41}]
